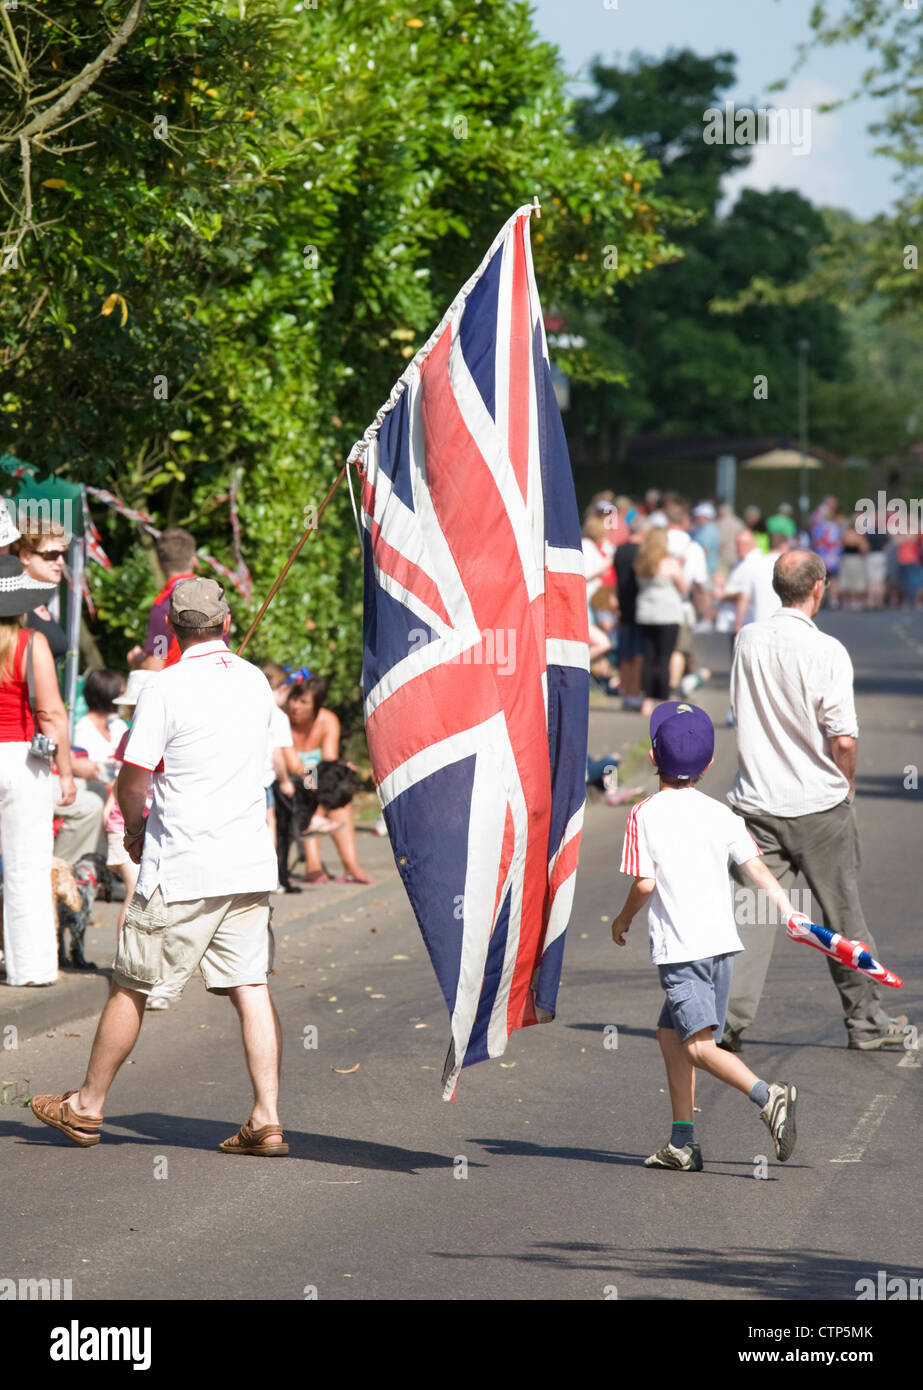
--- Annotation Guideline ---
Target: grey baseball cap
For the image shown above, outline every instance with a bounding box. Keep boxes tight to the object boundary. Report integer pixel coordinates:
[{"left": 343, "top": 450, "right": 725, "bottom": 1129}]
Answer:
[{"left": 169, "top": 576, "right": 229, "bottom": 629}]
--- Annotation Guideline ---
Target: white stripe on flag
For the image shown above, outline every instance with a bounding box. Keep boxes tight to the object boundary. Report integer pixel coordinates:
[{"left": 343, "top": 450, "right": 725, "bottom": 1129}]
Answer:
[
  {"left": 450, "top": 330, "right": 544, "bottom": 605},
  {"left": 545, "top": 544, "right": 586, "bottom": 576},
  {"left": 546, "top": 638, "right": 590, "bottom": 671}
]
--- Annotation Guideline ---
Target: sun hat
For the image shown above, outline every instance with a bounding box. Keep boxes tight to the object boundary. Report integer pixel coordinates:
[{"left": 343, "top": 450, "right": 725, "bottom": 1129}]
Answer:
[
  {"left": 113, "top": 669, "right": 158, "bottom": 707},
  {"left": 650, "top": 701, "right": 715, "bottom": 781},
  {"left": 0, "top": 501, "right": 21, "bottom": 548},
  {"left": 0, "top": 554, "right": 57, "bottom": 617}
]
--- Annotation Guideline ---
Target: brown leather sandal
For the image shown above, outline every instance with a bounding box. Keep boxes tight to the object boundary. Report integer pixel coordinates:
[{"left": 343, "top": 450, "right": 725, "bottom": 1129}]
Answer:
[
  {"left": 218, "top": 1121, "right": 289, "bottom": 1157},
  {"left": 30, "top": 1091, "right": 103, "bottom": 1147}
]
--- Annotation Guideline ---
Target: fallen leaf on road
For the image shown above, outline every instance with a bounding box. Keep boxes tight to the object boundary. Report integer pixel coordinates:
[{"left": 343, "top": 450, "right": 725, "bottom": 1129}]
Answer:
[
  {"left": 500, "top": 1062, "right": 516, "bottom": 1069},
  {"left": 328, "top": 995, "right": 338, "bottom": 1002},
  {"left": 414, "top": 1023, "right": 428, "bottom": 1029},
  {"left": 580, "top": 933, "right": 588, "bottom": 939},
  {"left": 63, "top": 1032, "right": 81, "bottom": 1037},
  {"left": 370, "top": 993, "right": 386, "bottom": 999},
  {"left": 331, "top": 1063, "right": 360, "bottom": 1074},
  {"left": 392, "top": 954, "right": 409, "bottom": 960}
]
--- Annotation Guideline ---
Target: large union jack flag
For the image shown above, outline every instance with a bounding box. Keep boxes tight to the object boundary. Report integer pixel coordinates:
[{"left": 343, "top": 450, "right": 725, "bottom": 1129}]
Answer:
[{"left": 349, "top": 206, "right": 589, "bottom": 1099}]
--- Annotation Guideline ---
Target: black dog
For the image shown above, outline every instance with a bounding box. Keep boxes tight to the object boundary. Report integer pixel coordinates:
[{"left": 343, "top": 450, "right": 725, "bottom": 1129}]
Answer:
[
  {"left": 275, "top": 761, "right": 363, "bottom": 891},
  {"left": 292, "top": 760, "right": 362, "bottom": 834}
]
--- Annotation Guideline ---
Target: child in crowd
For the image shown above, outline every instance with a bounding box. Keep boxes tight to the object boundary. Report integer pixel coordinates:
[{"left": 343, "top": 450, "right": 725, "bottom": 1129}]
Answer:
[{"left": 611, "top": 702, "right": 800, "bottom": 1170}]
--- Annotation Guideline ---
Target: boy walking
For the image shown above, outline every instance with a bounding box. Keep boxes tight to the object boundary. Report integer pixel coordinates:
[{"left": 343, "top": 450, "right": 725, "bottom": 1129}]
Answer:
[{"left": 611, "top": 702, "right": 799, "bottom": 1171}]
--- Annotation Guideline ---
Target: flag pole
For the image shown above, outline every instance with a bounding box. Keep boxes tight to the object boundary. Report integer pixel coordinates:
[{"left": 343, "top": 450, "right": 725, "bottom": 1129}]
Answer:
[{"left": 236, "top": 462, "right": 348, "bottom": 657}]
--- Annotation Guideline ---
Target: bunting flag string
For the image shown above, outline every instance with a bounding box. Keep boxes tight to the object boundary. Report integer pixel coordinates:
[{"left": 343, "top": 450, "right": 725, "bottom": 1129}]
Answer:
[
  {"left": 84, "top": 485, "right": 251, "bottom": 599},
  {"left": 81, "top": 490, "right": 112, "bottom": 570},
  {"left": 228, "top": 468, "right": 253, "bottom": 602}
]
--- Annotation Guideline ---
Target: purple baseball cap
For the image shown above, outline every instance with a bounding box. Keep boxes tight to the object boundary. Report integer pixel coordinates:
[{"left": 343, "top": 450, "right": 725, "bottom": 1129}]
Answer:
[{"left": 650, "top": 701, "right": 715, "bottom": 781}]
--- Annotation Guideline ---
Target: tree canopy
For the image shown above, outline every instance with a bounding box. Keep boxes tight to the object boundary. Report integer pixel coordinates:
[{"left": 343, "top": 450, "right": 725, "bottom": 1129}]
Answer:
[{"left": 0, "top": 0, "right": 684, "bottom": 711}]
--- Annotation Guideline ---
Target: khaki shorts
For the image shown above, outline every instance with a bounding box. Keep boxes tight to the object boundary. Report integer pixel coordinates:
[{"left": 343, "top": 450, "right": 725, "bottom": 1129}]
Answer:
[
  {"left": 112, "top": 888, "right": 274, "bottom": 997},
  {"left": 675, "top": 622, "right": 693, "bottom": 657},
  {"left": 106, "top": 829, "right": 132, "bottom": 869}
]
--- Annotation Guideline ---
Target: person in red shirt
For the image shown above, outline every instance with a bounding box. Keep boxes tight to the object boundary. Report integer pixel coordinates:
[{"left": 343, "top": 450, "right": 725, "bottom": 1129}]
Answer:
[{"left": 127, "top": 529, "right": 198, "bottom": 672}]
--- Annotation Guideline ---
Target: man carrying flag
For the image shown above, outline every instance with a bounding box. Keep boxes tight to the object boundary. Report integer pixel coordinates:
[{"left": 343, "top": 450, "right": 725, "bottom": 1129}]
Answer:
[{"left": 350, "top": 204, "right": 589, "bottom": 1098}]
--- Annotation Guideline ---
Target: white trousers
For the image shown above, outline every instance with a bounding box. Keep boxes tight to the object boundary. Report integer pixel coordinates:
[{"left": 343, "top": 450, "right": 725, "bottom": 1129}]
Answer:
[{"left": 0, "top": 743, "right": 57, "bottom": 985}]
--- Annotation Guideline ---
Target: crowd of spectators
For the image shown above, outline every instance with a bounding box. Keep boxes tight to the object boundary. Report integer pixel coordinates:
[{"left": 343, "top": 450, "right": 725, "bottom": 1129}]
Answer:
[
  {"left": 583, "top": 488, "right": 923, "bottom": 715},
  {"left": 0, "top": 518, "right": 369, "bottom": 992}
]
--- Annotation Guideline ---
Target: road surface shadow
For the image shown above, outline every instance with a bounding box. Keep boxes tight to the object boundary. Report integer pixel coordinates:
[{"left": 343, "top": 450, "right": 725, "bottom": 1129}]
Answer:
[
  {"left": 566, "top": 1022, "right": 657, "bottom": 1039},
  {"left": 429, "top": 1243, "right": 918, "bottom": 1298},
  {"left": 854, "top": 774, "right": 922, "bottom": 801},
  {"left": 470, "top": 1137, "right": 810, "bottom": 1180},
  {"left": 6, "top": 1112, "right": 473, "bottom": 1173}
]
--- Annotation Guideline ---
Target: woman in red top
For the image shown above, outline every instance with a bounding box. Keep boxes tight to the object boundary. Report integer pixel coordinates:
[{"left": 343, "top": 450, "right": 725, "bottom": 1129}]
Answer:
[{"left": 0, "top": 556, "right": 76, "bottom": 986}]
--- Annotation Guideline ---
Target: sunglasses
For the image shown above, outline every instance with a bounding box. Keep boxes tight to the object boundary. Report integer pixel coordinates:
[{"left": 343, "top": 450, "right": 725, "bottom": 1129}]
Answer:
[{"left": 36, "top": 548, "right": 67, "bottom": 561}]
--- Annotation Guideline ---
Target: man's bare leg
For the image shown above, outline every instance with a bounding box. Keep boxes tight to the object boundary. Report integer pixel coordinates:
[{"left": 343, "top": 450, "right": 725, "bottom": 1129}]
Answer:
[
  {"left": 75, "top": 983, "right": 147, "bottom": 1116},
  {"left": 228, "top": 983, "right": 283, "bottom": 1143}
]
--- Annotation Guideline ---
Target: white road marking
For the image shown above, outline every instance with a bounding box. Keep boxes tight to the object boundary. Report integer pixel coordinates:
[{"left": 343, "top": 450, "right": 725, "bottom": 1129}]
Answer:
[
  {"left": 890, "top": 621, "right": 923, "bottom": 659},
  {"left": 830, "top": 1092, "right": 895, "bottom": 1163},
  {"left": 897, "top": 1048, "right": 922, "bottom": 1069}
]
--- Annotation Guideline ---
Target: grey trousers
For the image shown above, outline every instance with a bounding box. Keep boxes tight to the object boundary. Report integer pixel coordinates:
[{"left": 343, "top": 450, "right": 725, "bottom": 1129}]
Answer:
[
  {"left": 54, "top": 784, "right": 106, "bottom": 864},
  {"left": 726, "top": 799, "right": 892, "bottom": 1041}
]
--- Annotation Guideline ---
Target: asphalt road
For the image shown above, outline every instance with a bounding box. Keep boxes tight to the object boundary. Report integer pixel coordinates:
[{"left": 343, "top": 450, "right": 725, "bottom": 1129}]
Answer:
[{"left": 2, "top": 610, "right": 920, "bottom": 1306}]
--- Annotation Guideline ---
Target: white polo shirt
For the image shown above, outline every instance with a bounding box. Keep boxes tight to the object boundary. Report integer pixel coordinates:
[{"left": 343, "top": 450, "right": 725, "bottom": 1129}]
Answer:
[
  {"left": 729, "top": 607, "right": 858, "bottom": 817},
  {"left": 725, "top": 549, "right": 781, "bottom": 626},
  {"left": 621, "top": 789, "right": 759, "bottom": 964},
  {"left": 264, "top": 704, "right": 293, "bottom": 789},
  {"left": 123, "top": 640, "right": 277, "bottom": 903}
]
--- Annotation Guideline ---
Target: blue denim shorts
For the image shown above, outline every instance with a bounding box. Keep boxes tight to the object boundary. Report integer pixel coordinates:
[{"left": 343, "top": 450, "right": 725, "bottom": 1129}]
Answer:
[{"left": 656, "top": 954, "right": 735, "bottom": 1043}]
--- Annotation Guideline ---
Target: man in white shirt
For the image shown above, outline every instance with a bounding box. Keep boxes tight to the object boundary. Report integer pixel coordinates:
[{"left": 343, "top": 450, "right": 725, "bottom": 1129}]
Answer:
[
  {"left": 723, "top": 551, "right": 910, "bottom": 1052},
  {"left": 724, "top": 530, "right": 783, "bottom": 633},
  {"left": 30, "top": 579, "right": 289, "bottom": 1156}
]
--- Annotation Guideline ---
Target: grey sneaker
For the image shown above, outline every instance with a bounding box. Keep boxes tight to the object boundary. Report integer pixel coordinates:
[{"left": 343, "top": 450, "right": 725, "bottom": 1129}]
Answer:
[
  {"left": 760, "top": 1082, "right": 797, "bottom": 1161},
  {"left": 644, "top": 1142, "right": 703, "bottom": 1171},
  {"left": 848, "top": 1016, "right": 910, "bottom": 1051}
]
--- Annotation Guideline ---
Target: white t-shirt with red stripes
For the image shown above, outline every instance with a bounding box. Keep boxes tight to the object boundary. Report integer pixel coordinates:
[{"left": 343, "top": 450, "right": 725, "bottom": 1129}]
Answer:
[{"left": 620, "top": 788, "right": 760, "bottom": 964}]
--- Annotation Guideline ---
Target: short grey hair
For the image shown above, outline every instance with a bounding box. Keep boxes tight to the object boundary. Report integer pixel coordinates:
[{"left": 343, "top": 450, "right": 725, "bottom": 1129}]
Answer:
[{"left": 773, "top": 551, "right": 826, "bottom": 605}]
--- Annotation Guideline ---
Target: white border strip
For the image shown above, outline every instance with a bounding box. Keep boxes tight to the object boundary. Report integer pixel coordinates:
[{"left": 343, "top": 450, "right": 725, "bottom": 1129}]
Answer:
[{"left": 348, "top": 205, "right": 537, "bottom": 465}]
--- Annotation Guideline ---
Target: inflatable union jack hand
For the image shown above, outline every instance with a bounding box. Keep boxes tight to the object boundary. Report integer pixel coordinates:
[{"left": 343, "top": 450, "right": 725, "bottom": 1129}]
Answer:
[{"left": 786, "top": 913, "right": 903, "bottom": 989}]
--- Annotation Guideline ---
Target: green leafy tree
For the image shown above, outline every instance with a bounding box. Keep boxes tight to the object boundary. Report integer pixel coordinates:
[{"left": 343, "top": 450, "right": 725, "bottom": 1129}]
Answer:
[
  {"left": 565, "top": 49, "right": 850, "bottom": 473},
  {"left": 1, "top": 1, "right": 685, "bottom": 719}
]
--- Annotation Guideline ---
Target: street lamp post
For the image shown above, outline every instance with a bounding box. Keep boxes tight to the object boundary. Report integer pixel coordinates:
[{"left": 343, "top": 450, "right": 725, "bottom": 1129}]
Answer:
[{"left": 797, "top": 338, "right": 810, "bottom": 526}]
